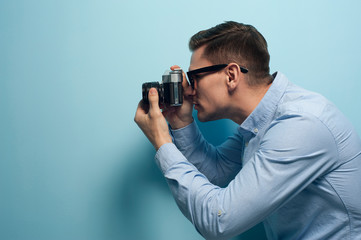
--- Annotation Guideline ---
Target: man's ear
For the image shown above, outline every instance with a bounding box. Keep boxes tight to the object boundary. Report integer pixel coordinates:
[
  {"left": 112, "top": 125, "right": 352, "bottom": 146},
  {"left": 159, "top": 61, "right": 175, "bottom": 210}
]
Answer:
[{"left": 226, "top": 63, "right": 241, "bottom": 92}]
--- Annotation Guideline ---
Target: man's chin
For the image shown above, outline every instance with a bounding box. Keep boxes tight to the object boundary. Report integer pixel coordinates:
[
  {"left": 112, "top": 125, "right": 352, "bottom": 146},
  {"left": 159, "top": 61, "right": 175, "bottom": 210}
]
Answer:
[
  {"left": 196, "top": 110, "right": 207, "bottom": 122},
  {"left": 196, "top": 109, "right": 222, "bottom": 122},
  {"left": 197, "top": 116, "right": 207, "bottom": 122},
  {"left": 196, "top": 111, "right": 213, "bottom": 122}
]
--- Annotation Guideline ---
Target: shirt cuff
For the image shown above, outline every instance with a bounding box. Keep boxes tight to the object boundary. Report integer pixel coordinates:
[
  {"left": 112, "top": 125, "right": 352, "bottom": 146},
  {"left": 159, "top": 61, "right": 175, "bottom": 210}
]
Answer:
[
  {"left": 170, "top": 121, "right": 201, "bottom": 149},
  {"left": 155, "top": 143, "right": 186, "bottom": 174}
]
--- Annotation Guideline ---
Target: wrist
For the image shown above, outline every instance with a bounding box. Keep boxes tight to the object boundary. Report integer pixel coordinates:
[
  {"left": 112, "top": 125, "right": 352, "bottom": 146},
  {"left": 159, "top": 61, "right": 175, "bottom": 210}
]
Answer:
[
  {"left": 155, "top": 136, "right": 173, "bottom": 151},
  {"left": 169, "top": 117, "right": 193, "bottom": 130}
]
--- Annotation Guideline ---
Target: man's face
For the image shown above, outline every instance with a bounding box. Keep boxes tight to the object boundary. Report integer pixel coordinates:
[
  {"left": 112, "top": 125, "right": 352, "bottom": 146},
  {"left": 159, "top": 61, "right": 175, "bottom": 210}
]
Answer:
[{"left": 188, "top": 46, "right": 229, "bottom": 122}]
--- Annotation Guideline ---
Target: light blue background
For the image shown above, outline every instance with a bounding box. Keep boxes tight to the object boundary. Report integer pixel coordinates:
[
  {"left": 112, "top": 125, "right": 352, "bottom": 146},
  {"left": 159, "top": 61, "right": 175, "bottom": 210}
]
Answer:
[{"left": 1, "top": 1, "right": 360, "bottom": 239}]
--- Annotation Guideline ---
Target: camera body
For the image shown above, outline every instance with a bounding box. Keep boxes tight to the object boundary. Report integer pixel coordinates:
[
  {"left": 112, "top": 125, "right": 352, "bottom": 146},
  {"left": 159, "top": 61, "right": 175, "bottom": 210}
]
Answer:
[{"left": 142, "top": 69, "right": 183, "bottom": 107}]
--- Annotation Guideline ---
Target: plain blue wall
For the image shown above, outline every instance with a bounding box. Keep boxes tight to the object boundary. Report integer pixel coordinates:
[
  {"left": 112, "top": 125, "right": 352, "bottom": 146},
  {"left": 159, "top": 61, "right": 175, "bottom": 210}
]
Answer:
[{"left": 1, "top": 1, "right": 360, "bottom": 239}]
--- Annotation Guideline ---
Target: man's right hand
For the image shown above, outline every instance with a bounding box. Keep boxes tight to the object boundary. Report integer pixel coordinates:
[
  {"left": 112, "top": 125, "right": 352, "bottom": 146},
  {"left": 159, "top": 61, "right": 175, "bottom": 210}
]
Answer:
[{"left": 162, "top": 65, "right": 194, "bottom": 129}]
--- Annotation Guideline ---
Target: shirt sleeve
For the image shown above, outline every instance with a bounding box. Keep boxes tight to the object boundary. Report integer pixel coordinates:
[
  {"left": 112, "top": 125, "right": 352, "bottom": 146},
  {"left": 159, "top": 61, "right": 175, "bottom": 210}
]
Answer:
[
  {"left": 155, "top": 113, "right": 339, "bottom": 240},
  {"left": 169, "top": 121, "right": 244, "bottom": 187}
]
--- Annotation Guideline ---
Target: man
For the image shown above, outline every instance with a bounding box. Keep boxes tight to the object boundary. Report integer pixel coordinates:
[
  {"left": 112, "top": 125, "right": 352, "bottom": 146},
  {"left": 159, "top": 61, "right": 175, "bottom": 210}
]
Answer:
[{"left": 134, "top": 21, "right": 361, "bottom": 239}]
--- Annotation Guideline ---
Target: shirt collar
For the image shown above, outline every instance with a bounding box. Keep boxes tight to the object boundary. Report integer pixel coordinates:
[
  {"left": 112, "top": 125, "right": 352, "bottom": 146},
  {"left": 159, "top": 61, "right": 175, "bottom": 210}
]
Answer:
[{"left": 238, "top": 72, "right": 289, "bottom": 137}]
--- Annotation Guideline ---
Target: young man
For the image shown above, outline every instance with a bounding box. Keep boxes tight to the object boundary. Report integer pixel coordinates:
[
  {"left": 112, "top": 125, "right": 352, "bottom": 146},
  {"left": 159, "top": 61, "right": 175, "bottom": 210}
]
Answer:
[{"left": 134, "top": 21, "right": 361, "bottom": 239}]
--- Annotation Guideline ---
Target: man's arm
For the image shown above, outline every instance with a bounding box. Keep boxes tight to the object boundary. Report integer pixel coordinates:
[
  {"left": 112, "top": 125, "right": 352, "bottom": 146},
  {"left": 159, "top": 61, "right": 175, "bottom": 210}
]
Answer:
[
  {"left": 170, "top": 121, "right": 244, "bottom": 187},
  {"left": 155, "top": 113, "right": 338, "bottom": 240}
]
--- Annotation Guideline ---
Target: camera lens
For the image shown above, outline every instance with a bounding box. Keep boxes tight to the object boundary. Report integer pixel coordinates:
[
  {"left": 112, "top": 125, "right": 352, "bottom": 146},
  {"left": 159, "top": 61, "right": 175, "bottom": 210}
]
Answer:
[{"left": 142, "top": 82, "right": 163, "bottom": 104}]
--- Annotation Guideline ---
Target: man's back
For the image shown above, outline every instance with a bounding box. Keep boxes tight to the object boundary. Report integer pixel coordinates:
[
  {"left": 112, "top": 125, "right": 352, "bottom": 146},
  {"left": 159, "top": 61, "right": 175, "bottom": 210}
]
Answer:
[{"left": 261, "top": 76, "right": 361, "bottom": 239}]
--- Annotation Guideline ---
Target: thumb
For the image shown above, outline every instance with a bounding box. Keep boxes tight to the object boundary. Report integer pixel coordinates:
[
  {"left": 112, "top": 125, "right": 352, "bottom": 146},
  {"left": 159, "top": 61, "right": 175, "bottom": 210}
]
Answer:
[{"left": 148, "top": 88, "right": 160, "bottom": 112}]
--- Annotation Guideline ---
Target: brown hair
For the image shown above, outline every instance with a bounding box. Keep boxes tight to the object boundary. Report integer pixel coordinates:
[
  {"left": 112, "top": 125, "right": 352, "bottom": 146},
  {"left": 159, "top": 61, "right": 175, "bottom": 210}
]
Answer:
[{"left": 189, "top": 21, "right": 271, "bottom": 85}]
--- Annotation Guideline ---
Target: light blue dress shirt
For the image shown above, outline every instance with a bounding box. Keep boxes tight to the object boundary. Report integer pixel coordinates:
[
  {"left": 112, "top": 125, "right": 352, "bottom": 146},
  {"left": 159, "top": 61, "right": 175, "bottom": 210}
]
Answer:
[{"left": 155, "top": 72, "right": 361, "bottom": 240}]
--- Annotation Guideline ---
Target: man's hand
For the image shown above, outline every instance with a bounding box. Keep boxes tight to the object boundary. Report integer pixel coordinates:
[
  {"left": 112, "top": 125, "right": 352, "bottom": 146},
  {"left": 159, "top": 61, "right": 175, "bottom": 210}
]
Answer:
[
  {"left": 134, "top": 88, "right": 173, "bottom": 150},
  {"left": 162, "top": 65, "right": 194, "bottom": 129}
]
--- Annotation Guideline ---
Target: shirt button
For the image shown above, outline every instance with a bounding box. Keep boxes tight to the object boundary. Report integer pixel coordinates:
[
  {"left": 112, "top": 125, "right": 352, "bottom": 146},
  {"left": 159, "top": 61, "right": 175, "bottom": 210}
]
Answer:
[
  {"left": 254, "top": 128, "right": 259, "bottom": 133},
  {"left": 245, "top": 142, "right": 249, "bottom": 147},
  {"left": 217, "top": 210, "right": 222, "bottom": 216}
]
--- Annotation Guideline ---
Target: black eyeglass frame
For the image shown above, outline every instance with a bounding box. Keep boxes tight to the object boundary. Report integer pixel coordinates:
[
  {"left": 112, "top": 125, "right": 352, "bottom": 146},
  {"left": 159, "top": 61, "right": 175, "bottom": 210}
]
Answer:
[{"left": 186, "top": 64, "right": 248, "bottom": 89}]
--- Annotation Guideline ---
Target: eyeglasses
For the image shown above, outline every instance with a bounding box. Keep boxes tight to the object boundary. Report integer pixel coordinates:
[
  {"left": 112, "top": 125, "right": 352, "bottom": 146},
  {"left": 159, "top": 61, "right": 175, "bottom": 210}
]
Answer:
[{"left": 186, "top": 64, "right": 248, "bottom": 89}]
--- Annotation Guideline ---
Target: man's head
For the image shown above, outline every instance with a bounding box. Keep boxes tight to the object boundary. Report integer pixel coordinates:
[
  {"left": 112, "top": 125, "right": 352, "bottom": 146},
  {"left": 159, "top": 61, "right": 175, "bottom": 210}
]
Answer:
[
  {"left": 186, "top": 22, "right": 273, "bottom": 124},
  {"left": 189, "top": 21, "right": 271, "bottom": 85}
]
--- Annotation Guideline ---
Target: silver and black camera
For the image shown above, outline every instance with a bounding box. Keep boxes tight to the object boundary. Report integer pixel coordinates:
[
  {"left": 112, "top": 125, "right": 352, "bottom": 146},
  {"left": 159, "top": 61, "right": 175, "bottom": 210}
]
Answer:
[{"left": 142, "top": 69, "right": 183, "bottom": 107}]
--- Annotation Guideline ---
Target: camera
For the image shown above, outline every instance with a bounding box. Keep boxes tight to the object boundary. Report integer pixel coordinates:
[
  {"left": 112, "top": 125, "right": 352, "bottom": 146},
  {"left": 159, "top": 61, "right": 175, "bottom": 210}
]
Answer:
[{"left": 142, "top": 69, "right": 183, "bottom": 107}]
